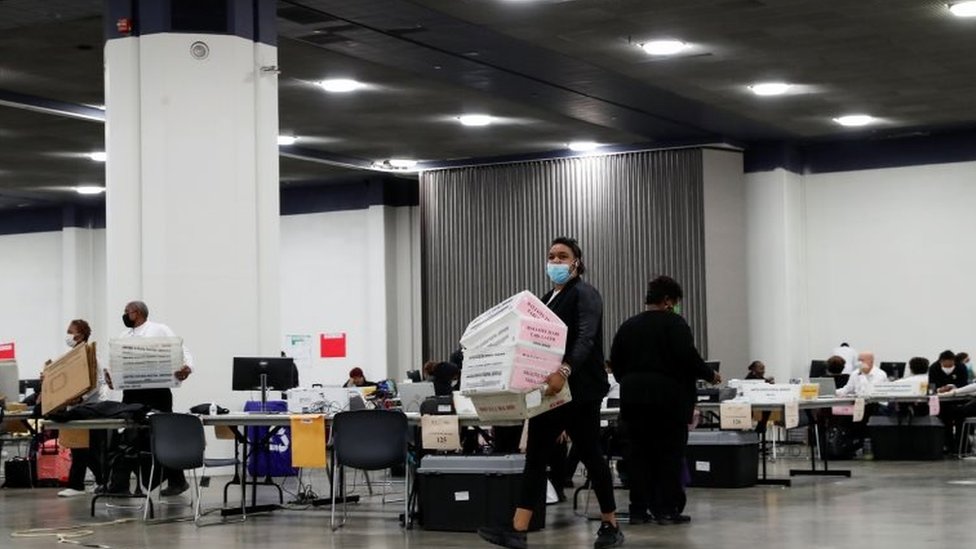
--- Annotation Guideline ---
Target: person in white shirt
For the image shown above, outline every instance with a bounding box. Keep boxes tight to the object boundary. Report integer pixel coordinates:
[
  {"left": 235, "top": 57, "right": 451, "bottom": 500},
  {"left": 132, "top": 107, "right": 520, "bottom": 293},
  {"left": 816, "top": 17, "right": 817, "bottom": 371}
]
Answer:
[
  {"left": 832, "top": 342, "right": 859, "bottom": 375},
  {"left": 896, "top": 357, "right": 930, "bottom": 388},
  {"left": 836, "top": 351, "right": 886, "bottom": 397},
  {"left": 105, "top": 300, "right": 194, "bottom": 496}
]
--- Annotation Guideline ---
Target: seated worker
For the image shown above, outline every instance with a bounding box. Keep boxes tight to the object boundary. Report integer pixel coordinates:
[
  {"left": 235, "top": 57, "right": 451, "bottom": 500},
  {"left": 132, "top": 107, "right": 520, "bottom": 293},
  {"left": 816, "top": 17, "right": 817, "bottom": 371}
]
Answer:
[
  {"left": 931, "top": 350, "right": 969, "bottom": 452},
  {"left": 343, "top": 367, "right": 377, "bottom": 388},
  {"left": 745, "top": 360, "right": 774, "bottom": 383},
  {"left": 836, "top": 352, "right": 886, "bottom": 397},
  {"left": 957, "top": 352, "right": 973, "bottom": 383},
  {"left": 423, "top": 360, "right": 460, "bottom": 397},
  {"left": 897, "top": 357, "right": 930, "bottom": 384}
]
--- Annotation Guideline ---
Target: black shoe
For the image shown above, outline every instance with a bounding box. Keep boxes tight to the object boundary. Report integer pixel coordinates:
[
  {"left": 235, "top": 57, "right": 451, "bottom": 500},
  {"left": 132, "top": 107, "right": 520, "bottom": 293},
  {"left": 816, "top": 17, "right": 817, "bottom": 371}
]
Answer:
[
  {"left": 656, "top": 514, "right": 691, "bottom": 525},
  {"left": 477, "top": 526, "right": 527, "bottom": 549},
  {"left": 594, "top": 522, "right": 624, "bottom": 548},
  {"left": 628, "top": 508, "right": 653, "bottom": 525},
  {"left": 159, "top": 481, "right": 190, "bottom": 497}
]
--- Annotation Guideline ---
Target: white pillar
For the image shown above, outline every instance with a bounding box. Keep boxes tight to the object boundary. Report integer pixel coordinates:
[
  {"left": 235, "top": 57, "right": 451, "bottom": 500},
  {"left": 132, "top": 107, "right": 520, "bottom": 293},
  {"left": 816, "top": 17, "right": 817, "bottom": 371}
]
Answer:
[{"left": 104, "top": 2, "right": 279, "bottom": 413}]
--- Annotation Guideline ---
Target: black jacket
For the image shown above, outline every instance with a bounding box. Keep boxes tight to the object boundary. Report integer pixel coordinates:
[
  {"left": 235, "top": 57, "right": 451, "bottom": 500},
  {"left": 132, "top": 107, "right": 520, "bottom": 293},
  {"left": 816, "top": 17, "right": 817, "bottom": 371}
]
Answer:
[
  {"left": 539, "top": 276, "right": 609, "bottom": 403},
  {"left": 610, "top": 310, "right": 714, "bottom": 422},
  {"left": 928, "top": 363, "right": 969, "bottom": 390}
]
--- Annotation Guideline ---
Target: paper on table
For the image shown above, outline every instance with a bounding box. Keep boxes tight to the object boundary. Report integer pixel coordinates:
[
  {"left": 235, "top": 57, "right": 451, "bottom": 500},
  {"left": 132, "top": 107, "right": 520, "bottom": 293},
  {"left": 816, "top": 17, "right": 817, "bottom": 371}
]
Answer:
[{"left": 784, "top": 400, "right": 799, "bottom": 429}]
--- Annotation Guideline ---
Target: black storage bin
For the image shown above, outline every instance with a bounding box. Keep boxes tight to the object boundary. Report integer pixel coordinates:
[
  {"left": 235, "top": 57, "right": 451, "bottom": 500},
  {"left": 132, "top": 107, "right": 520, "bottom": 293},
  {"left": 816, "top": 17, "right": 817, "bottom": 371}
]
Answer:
[
  {"left": 685, "top": 430, "right": 759, "bottom": 488},
  {"left": 868, "top": 415, "right": 944, "bottom": 460},
  {"left": 417, "top": 454, "right": 545, "bottom": 532}
]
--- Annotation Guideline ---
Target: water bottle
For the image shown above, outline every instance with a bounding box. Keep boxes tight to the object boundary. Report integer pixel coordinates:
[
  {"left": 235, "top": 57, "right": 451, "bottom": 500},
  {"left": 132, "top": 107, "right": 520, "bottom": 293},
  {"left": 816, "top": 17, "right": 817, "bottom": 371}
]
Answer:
[{"left": 208, "top": 402, "right": 217, "bottom": 416}]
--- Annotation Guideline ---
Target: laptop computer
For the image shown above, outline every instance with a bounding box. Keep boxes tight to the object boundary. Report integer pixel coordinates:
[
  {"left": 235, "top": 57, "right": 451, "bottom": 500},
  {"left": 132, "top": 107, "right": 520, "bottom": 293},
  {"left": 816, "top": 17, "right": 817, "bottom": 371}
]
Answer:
[
  {"left": 810, "top": 377, "right": 837, "bottom": 397},
  {"left": 398, "top": 382, "right": 436, "bottom": 412}
]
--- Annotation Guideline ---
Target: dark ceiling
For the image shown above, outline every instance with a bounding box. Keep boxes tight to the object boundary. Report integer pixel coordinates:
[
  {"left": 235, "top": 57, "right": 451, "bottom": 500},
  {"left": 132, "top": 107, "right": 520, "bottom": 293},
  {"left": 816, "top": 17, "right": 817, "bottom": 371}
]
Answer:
[{"left": 1, "top": 0, "right": 975, "bottom": 209}]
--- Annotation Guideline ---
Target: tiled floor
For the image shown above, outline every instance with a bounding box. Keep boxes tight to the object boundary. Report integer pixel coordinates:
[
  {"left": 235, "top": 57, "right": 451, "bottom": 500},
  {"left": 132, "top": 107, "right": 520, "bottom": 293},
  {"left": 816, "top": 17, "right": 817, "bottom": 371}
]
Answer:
[{"left": 3, "top": 459, "right": 976, "bottom": 548}]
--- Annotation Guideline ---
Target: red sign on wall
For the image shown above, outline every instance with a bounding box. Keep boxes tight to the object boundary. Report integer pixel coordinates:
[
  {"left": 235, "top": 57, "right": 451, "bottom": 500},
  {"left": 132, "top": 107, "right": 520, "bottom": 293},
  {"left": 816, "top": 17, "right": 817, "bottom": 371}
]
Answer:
[
  {"left": 319, "top": 333, "right": 346, "bottom": 359},
  {"left": 0, "top": 342, "right": 14, "bottom": 360}
]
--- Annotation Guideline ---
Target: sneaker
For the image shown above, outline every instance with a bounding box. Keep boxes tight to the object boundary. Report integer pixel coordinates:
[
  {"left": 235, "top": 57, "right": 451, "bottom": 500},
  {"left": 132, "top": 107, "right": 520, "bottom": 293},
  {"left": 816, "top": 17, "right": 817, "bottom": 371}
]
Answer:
[
  {"left": 656, "top": 514, "right": 691, "bottom": 525},
  {"left": 477, "top": 526, "right": 528, "bottom": 549},
  {"left": 57, "top": 488, "right": 87, "bottom": 498},
  {"left": 594, "top": 521, "right": 624, "bottom": 549},
  {"left": 628, "top": 507, "right": 653, "bottom": 525},
  {"left": 159, "top": 481, "right": 190, "bottom": 497}
]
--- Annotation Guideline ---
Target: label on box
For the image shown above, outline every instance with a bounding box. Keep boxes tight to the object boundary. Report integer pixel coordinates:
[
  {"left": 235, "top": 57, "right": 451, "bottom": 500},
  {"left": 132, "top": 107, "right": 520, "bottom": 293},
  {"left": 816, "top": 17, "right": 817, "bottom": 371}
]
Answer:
[
  {"left": 422, "top": 415, "right": 461, "bottom": 451},
  {"left": 800, "top": 384, "right": 820, "bottom": 400},
  {"left": 695, "top": 460, "right": 711, "bottom": 472},
  {"left": 853, "top": 398, "right": 865, "bottom": 422},
  {"left": 454, "top": 491, "right": 470, "bottom": 502},
  {"left": 720, "top": 402, "right": 752, "bottom": 430},
  {"left": 784, "top": 400, "right": 799, "bottom": 429}
]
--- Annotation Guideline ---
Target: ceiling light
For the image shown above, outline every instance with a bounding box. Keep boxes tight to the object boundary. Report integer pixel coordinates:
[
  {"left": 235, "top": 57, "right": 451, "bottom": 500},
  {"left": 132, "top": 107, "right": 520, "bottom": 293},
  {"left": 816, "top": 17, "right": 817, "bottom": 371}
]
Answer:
[
  {"left": 277, "top": 135, "right": 298, "bottom": 146},
  {"left": 949, "top": 1, "right": 976, "bottom": 17},
  {"left": 568, "top": 141, "right": 600, "bottom": 152},
  {"left": 749, "top": 82, "right": 792, "bottom": 96},
  {"left": 640, "top": 40, "right": 688, "bottom": 56},
  {"left": 88, "top": 152, "right": 107, "bottom": 162},
  {"left": 317, "top": 78, "right": 364, "bottom": 93},
  {"left": 387, "top": 159, "right": 418, "bottom": 169},
  {"left": 457, "top": 114, "right": 493, "bottom": 127},
  {"left": 833, "top": 114, "right": 877, "bottom": 127},
  {"left": 75, "top": 185, "right": 105, "bottom": 195}
]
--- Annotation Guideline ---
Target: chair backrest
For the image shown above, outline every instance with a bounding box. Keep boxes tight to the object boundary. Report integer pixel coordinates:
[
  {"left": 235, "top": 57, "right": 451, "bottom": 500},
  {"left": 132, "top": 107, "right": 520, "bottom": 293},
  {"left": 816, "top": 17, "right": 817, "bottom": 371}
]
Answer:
[
  {"left": 332, "top": 410, "right": 406, "bottom": 470},
  {"left": 149, "top": 413, "right": 205, "bottom": 470}
]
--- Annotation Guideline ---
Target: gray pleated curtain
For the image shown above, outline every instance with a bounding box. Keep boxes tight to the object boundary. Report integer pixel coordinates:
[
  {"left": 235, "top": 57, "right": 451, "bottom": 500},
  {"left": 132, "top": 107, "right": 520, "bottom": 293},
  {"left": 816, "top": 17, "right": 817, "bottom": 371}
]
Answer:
[{"left": 420, "top": 148, "right": 707, "bottom": 362}]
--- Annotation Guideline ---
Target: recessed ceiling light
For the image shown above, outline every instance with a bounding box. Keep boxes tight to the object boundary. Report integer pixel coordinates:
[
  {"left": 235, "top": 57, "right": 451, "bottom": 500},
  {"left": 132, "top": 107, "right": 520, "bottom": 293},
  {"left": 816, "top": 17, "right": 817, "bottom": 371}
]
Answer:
[
  {"left": 387, "top": 159, "right": 418, "bottom": 169},
  {"left": 75, "top": 185, "right": 105, "bottom": 195},
  {"left": 568, "top": 141, "right": 600, "bottom": 152},
  {"left": 833, "top": 114, "right": 877, "bottom": 127},
  {"left": 317, "top": 78, "right": 364, "bottom": 93},
  {"left": 749, "top": 82, "right": 792, "bottom": 96},
  {"left": 277, "top": 135, "right": 298, "bottom": 146},
  {"left": 949, "top": 1, "right": 976, "bottom": 17},
  {"left": 457, "top": 114, "right": 493, "bottom": 127},
  {"left": 88, "top": 152, "right": 107, "bottom": 162},
  {"left": 640, "top": 40, "right": 688, "bottom": 56}
]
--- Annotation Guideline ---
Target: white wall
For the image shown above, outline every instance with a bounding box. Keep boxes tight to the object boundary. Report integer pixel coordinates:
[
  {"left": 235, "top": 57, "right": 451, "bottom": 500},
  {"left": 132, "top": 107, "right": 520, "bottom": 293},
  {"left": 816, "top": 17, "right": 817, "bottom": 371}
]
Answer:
[
  {"left": 702, "top": 149, "right": 749, "bottom": 376},
  {"left": 0, "top": 232, "right": 64, "bottom": 380},
  {"left": 805, "top": 161, "right": 976, "bottom": 365},
  {"left": 279, "top": 205, "right": 421, "bottom": 388}
]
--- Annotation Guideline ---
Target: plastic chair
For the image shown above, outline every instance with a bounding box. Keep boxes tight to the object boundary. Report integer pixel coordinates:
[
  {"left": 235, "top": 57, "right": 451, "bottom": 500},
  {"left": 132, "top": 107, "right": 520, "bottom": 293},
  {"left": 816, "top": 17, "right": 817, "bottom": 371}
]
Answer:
[
  {"left": 330, "top": 410, "right": 408, "bottom": 531},
  {"left": 958, "top": 417, "right": 976, "bottom": 457},
  {"left": 145, "top": 413, "right": 243, "bottom": 525}
]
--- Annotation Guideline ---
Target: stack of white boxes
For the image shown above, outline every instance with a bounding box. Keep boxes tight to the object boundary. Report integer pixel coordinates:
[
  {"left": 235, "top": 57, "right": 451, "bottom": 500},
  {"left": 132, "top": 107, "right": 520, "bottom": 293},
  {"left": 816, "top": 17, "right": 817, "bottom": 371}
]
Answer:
[{"left": 459, "top": 290, "right": 572, "bottom": 421}]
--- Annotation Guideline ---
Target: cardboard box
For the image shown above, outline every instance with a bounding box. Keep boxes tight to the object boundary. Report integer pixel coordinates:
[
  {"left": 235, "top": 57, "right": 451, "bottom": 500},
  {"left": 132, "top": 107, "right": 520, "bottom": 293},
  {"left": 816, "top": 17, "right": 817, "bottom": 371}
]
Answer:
[
  {"left": 460, "top": 291, "right": 567, "bottom": 354},
  {"left": 461, "top": 344, "right": 563, "bottom": 394},
  {"left": 41, "top": 343, "right": 96, "bottom": 416},
  {"left": 467, "top": 385, "right": 572, "bottom": 421}
]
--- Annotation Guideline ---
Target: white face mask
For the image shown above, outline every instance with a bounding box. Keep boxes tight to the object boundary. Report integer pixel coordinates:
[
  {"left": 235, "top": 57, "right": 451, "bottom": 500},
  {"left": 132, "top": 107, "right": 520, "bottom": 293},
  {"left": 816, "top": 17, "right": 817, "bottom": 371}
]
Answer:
[
  {"left": 942, "top": 366, "right": 956, "bottom": 375},
  {"left": 65, "top": 335, "right": 77, "bottom": 348}
]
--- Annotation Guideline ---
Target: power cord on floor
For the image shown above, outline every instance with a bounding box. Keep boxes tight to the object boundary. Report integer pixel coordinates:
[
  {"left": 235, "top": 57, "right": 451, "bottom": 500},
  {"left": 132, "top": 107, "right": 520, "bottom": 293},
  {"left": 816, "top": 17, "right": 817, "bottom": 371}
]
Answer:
[{"left": 10, "top": 517, "right": 137, "bottom": 548}]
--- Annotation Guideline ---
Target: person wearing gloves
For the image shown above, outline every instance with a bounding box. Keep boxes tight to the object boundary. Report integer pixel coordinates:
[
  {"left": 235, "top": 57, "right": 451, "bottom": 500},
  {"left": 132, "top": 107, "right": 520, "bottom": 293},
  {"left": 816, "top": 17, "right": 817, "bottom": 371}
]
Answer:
[{"left": 478, "top": 237, "right": 622, "bottom": 549}]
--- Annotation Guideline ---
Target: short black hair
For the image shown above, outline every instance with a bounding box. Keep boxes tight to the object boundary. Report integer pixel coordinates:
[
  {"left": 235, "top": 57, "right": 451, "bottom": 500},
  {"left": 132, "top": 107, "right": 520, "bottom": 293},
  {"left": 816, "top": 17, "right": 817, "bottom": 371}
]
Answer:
[
  {"left": 748, "top": 360, "right": 763, "bottom": 372},
  {"left": 957, "top": 352, "right": 969, "bottom": 363},
  {"left": 826, "top": 355, "right": 846, "bottom": 375},
  {"left": 550, "top": 237, "right": 585, "bottom": 275},
  {"left": 645, "top": 275, "right": 683, "bottom": 305},
  {"left": 939, "top": 350, "right": 956, "bottom": 362},
  {"left": 908, "top": 357, "right": 929, "bottom": 375}
]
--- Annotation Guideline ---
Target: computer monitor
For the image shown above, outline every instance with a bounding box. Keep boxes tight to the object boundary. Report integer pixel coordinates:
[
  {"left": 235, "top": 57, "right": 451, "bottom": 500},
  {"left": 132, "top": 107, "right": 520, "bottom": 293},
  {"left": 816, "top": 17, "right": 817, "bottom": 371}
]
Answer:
[
  {"left": 19, "top": 378, "right": 41, "bottom": 396},
  {"left": 232, "top": 357, "right": 299, "bottom": 391},
  {"left": 705, "top": 360, "right": 720, "bottom": 372},
  {"left": 809, "top": 360, "right": 828, "bottom": 378},
  {"left": 879, "top": 362, "right": 906, "bottom": 380},
  {"left": 399, "top": 382, "right": 436, "bottom": 412},
  {"left": 406, "top": 369, "right": 422, "bottom": 383},
  {"left": 0, "top": 361, "right": 19, "bottom": 405}
]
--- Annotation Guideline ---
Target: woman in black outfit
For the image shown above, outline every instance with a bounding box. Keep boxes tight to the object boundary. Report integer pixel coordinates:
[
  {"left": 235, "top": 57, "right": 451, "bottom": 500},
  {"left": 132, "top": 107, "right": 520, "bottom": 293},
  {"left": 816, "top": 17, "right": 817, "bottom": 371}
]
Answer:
[
  {"left": 610, "top": 276, "right": 720, "bottom": 525},
  {"left": 479, "top": 237, "right": 623, "bottom": 549}
]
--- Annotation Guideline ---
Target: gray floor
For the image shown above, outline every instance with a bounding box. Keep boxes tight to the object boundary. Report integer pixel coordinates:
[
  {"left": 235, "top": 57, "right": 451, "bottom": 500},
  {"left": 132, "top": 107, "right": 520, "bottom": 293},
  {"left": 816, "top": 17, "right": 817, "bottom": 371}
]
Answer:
[{"left": 3, "top": 459, "right": 976, "bottom": 548}]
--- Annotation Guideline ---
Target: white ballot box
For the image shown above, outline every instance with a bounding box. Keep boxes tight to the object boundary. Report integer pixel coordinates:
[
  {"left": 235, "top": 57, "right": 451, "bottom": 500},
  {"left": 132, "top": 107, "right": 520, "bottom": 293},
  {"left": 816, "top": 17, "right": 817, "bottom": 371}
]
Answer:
[
  {"left": 460, "top": 291, "right": 567, "bottom": 354},
  {"left": 460, "top": 344, "right": 563, "bottom": 394},
  {"left": 109, "top": 337, "right": 184, "bottom": 390},
  {"left": 466, "top": 385, "right": 572, "bottom": 422}
]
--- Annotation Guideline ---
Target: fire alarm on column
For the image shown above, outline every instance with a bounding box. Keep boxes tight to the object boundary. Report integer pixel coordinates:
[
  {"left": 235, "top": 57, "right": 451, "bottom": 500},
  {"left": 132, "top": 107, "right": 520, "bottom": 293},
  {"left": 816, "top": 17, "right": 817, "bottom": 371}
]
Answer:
[{"left": 116, "top": 17, "right": 132, "bottom": 34}]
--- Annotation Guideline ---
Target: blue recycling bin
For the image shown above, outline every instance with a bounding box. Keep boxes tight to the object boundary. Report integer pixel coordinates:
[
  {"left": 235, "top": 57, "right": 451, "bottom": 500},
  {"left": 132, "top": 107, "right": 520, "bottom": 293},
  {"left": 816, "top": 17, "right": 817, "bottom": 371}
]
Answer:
[{"left": 244, "top": 400, "right": 298, "bottom": 477}]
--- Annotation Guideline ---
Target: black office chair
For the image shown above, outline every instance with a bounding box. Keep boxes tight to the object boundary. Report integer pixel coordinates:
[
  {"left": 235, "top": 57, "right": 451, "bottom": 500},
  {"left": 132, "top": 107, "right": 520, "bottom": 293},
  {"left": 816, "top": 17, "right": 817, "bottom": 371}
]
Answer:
[
  {"left": 330, "top": 410, "right": 408, "bottom": 530},
  {"left": 145, "top": 413, "right": 242, "bottom": 525}
]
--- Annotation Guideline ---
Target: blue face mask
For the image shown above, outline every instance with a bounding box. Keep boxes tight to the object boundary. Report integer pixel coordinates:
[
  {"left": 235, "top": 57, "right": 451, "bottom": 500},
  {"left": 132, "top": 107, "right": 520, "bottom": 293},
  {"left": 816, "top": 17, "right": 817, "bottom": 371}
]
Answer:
[{"left": 547, "top": 263, "right": 572, "bottom": 285}]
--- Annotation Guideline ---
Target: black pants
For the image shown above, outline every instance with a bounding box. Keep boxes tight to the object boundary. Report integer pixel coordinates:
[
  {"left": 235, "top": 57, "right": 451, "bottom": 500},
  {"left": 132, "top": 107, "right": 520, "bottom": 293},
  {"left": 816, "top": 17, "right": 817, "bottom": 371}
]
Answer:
[
  {"left": 622, "top": 402, "right": 687, "bottom": 517},
  {"left": 117, "top": 389, "right": 185, "bottom": 487},
  {"left": 519, "top": 399, "right": 615, "bottom": 514},
  {"left": 67, "top": 430, "right": 106, "bottom": 490}
]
